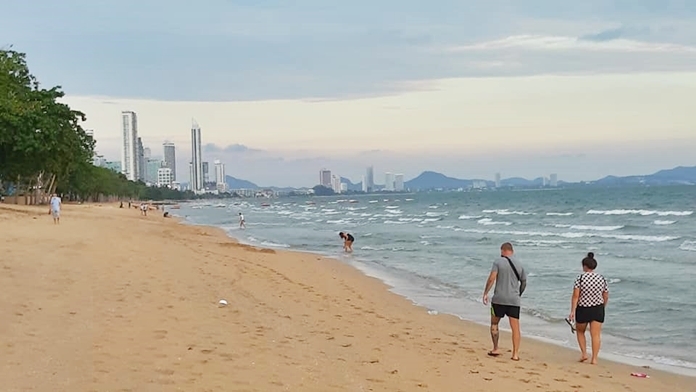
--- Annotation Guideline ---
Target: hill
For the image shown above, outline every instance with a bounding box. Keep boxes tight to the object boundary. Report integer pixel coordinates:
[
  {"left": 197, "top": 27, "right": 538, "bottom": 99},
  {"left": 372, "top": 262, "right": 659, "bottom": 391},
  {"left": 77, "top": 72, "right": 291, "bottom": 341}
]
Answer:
[
  {"left": 593, "top": 166, "right": 696, "bottom": 186},
  {"left": 225, "top": 175, "right": 258, "bottom": 189}
]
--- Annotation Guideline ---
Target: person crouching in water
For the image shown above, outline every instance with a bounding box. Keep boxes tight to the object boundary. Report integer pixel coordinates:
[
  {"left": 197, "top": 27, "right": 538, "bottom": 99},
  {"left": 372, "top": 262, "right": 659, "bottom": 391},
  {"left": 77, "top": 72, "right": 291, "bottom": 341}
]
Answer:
[{"left": 339, "top": 232, "right": 354, "bottom": 253}]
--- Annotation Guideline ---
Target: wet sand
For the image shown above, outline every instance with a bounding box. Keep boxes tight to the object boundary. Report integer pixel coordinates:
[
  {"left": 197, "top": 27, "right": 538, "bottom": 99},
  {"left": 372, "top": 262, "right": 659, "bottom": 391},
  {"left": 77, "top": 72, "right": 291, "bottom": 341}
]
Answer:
[{"left": 0, "top": 203, "right": 692, "bottom": 391}]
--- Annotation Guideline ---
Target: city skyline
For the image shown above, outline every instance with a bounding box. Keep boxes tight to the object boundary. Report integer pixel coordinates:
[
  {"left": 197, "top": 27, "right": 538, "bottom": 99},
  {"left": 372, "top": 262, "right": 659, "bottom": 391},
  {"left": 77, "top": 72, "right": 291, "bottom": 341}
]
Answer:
[{"left": 13, "top": 1, "right": 695, "bottom": 187}]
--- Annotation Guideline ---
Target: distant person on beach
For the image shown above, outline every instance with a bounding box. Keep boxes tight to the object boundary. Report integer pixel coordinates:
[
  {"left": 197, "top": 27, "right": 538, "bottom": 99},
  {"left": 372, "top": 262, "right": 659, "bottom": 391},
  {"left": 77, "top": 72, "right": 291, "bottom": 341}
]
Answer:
[
  {"left": 482, "top": 242, "right": 527, "bottom": 360},
  {"left": 339, "top": 232, "right": 354, "bottom": 253},
  {"left": 140, "top": 203, "right": 148, "bottom": 216},
  {"left": 239, "top": 212, "right": 246, "bottom": 229},
  {"left": 48, "top": 193, "right": 62, "bottom": 224},
  {"left": 568, "top": 252, "right": 609, "bottom": 365}
]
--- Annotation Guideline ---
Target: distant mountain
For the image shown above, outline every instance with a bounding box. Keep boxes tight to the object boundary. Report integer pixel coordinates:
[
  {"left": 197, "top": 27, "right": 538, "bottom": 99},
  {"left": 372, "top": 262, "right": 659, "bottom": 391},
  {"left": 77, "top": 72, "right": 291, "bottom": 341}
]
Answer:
[
  {"left": 593, "top": 166, "right": 696, "bottom": 186},
  {"left": 340, "top": 177, "right": 363, "bottom": 191},
  {"left": 225, "top": 175, "right": 258, "bottom": 189},
  {"left": 405, "top": 171, "right": 485, "bottom": 190}
]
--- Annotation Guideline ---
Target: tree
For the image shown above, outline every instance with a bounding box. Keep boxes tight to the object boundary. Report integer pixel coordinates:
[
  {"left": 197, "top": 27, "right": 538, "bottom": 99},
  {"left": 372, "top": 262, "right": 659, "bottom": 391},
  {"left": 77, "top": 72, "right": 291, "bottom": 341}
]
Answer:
[
  {"left": 312, "top": 185, "right": 335, "bottom": 196},
  {"left": 0, "top": 48, "right": 94, "bottom": 203}
]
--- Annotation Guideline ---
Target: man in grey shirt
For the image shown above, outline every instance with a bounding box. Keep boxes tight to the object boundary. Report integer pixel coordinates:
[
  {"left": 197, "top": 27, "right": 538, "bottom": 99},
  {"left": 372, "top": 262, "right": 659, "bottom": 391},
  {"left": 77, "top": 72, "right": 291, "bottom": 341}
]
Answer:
[{"left": 482, "top": 242, "right": 527, "bottom": 360}]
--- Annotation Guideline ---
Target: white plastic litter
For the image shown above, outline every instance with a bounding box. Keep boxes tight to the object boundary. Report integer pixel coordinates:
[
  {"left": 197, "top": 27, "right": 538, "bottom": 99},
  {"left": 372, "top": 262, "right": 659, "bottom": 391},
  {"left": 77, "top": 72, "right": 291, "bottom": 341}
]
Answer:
[{"left": 218, "top": 299, "right": 228, "bottom": 306}]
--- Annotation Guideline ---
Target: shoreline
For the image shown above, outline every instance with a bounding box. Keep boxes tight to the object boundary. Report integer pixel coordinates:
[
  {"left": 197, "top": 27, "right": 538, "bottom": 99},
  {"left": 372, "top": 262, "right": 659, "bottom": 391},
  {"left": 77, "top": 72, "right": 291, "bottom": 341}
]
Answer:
[
  {"left": 2, "top": 203, "right": 693, "bottom": 391},
  {"left": 178, "top": 212, "right": 696, "bottom": 378}
]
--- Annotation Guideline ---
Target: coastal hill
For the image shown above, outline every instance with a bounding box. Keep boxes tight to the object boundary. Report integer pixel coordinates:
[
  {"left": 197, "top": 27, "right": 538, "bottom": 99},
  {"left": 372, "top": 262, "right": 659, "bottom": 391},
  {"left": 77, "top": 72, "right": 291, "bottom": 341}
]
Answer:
[{"left": 223, "top": 166, "right": 696, "bottom": 191}]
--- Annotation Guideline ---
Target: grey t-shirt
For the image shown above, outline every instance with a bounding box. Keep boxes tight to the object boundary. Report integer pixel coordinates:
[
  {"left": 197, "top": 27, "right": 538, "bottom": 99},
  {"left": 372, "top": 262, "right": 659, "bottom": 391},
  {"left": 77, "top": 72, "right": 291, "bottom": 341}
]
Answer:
[{"left": 491, "top": 256, "right": 527, "bottom": 307}]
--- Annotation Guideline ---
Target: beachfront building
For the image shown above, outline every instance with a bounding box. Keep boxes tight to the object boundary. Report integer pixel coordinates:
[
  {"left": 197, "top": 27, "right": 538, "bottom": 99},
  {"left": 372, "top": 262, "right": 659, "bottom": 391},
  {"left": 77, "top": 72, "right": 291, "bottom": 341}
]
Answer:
[
  {"left": 145, "top": 159, "right": 163, "bottom": 186},
  {"left": 394, "top": 174, "right": 404, "bottom": 191},
  {"left": 550, "top": 173, "right": 558, "bottom": 187},
  {"left": 121, "top": 111, "right": 139, "bottom": 181},
  {"left": 214, "top": 160, "right": 227, "bottom": 192},
  {"left": 203, "top": 161, "right": 210, "bottom": 184},
  {"left": 495, "top": 172, "right": 501, "bottom": 188},
  {"left": 331, "top": 175, "right": 342, "bottom": 193},
  {"left": 163, "top": 142, "right": 176, "bottom": 181},
  {"left": 362, "top": 175, "right": 367, "bottom": 192},
  {"left": 320, "top": 169, "right": 332, "bottom": 188},
  {"left": 136, "top": 137, "right": 146, "bottom": 182},
  {"left": 365, "top": 166, "right": 374, "bottom": 192},
  {"left": 157, "top": 168, "right": 173, "bottom": 188},
  {"left": 384, "top": 172, "right": 395, "bottom": 191},
  {"left": 190, "top": 120, "right": 203, "bottom": 191}
]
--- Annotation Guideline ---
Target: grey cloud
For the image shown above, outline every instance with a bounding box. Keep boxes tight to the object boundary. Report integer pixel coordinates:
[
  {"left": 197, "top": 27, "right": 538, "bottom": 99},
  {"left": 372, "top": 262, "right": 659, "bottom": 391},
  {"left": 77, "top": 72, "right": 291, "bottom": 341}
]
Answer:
[{"left": 579, "top": 26, "right": 651, "bottom": 42}]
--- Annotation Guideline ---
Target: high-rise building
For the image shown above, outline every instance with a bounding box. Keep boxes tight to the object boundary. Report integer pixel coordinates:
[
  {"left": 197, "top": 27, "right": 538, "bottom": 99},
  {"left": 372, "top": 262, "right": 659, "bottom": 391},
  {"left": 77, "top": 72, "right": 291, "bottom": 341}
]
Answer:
[
  {"left": 394, "top": 174, "right": 404, "bottom": 191},
  {"left": 163, "top": 142, "right": 177, "bottom": 181},
  {"left": 143, "top": 147, "right": 151, "bottom": 159},
  {"left": 550, "top": 173, "right": 558, "bottom": 187},
  {"left": 190, "top": 120, "right": 203, "bottom": 191},
  {"left": 361, "top": 175, "right": 367, "bottom": 192},
  {"left": 331, "top": 175, "right": 342, "bottom": 193},
  {"left": 365, "top": 166, "right": 374, "bottom": 192},
  {"left": 137, "top": 137, "right": 145, "bottom": 182},
  {"left": 214, "top": 160, "right": 226, "bottom": 192},
  {"left": 320, "top": 169, "right": 332, "bottom": 187},
  {"left": 495, "top": 173, "right": 501, "bottom": 188},
  {"left": 384, "top": 172, "right": 395, "bottom": 191},
  {"left": 121, "top": 111, "right": 138, "bottom": 181},
  {"left": 146, "top": 159, "right": 163, "bottom": 185},
  {"left": 202, "top": 161, "right": 209, "bottom": 184},
  {"left": 157, "top": 168, "right": 173, "bottom": 188}
]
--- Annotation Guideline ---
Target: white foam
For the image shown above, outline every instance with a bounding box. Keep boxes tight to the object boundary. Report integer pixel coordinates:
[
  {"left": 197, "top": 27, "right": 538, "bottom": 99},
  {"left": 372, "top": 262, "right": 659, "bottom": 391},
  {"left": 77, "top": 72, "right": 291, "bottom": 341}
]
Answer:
[
  {"left": 460, "top": 228, "right": 679, "bottom": 242},
  {"left": 679, "top": 240, "right": 696, "bottom": 252},
  {"left": 654, "top": 220, "right": 676, "bottom": 225},
  {"left": 546, "top": 212, "right": 574, "bottom": 216},
  {"left": 482, "top": 209, "right": 534, "bottom": 215},
  {"left": 477, "top": 218, "right": 512, "bottom": 226},
  {"left": 553, "top": 224, "right": 624, "bottom": 231},
  {"left": 458, "top": 214, "right": 483, "bottom": 220},
  {"left": 587, "top": 209, "right": 693, "bottom": 217}
]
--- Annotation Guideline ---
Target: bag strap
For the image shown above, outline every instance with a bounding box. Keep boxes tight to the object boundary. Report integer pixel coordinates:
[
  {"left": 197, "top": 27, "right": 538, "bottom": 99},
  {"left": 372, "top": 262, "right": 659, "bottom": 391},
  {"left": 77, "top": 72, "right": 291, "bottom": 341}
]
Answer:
[{"left": 502, "top": 256, "right": 521, "bottom": 282}]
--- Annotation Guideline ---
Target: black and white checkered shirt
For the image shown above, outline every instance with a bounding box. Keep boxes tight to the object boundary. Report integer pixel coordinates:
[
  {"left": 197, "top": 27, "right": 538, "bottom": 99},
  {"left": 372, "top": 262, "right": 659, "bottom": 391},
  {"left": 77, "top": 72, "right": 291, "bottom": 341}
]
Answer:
[{"left": 574, "top": 272, "right": 608, "bottom": 307}]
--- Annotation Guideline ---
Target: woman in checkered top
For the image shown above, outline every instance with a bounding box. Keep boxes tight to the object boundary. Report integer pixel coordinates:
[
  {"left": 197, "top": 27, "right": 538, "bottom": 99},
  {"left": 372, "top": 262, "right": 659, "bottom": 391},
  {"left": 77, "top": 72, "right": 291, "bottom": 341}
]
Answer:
[{"left": 568, "top": 252, "right": 609, "bottom": 365}]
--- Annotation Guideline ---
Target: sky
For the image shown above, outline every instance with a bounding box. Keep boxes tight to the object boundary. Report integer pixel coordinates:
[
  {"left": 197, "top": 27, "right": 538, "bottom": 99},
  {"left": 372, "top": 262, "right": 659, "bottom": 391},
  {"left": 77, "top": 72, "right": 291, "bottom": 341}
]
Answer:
[{"left": 2, "top": 0, "right": 696, "bottom": 187}]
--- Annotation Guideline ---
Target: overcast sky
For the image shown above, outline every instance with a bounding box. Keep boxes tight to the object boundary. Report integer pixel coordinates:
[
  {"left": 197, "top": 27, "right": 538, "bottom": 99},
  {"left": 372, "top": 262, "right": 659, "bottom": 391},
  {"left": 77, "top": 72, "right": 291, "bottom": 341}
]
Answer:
[{"left": 3, "top": 0, "right": 696, "bottom": 187}]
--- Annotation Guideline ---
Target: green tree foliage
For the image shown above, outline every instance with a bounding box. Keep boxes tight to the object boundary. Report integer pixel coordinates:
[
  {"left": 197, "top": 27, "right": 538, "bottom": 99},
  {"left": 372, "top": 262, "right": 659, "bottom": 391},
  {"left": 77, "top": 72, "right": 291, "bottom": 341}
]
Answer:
[
  {"left": 0, "top": 48, "right": 197, "bottom": 202},
  {"left": 312, "top": 185, "right": 335, "bottom": 196}
]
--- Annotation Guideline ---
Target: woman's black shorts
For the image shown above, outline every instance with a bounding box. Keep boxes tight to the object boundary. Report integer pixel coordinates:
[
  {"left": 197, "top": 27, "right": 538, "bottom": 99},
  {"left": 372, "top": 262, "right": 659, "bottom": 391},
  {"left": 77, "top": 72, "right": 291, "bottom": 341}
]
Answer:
[{"left": 575, "top": 305, "right": 605, "bottom": 324}]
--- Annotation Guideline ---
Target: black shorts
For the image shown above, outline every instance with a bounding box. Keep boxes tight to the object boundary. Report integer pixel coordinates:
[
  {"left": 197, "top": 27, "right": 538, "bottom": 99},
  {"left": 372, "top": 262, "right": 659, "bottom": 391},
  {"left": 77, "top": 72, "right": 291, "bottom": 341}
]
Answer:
[
  {"left": 575, "top": 305, "right": 605, "bottom": 324},
  {"left": 491, "top": 303, "right": 520, "bottom": 319}
]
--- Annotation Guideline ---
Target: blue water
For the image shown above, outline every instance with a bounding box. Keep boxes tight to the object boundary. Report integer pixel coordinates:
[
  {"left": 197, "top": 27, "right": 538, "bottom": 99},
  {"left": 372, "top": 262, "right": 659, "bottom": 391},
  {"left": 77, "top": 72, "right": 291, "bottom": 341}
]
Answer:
[{"left": 176, "top": 186, "right": 696, "bottom": 374}]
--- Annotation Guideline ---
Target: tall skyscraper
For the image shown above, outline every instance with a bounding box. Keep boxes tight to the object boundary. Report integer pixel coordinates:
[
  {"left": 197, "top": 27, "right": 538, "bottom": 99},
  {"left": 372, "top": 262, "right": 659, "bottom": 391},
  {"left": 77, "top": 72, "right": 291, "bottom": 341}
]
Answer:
[
  {"left": 137, "top": 137, "right": 145, "bottom": 182},
  {"left": 190, "top": 120, "right": 203, "bottom": 191},
  {"left": 121, "top": 111, "right": 138, "bottom": 181},
  {"left": 202, "top": 161, "right": 209, "bottom": 184},
  {"left": 163, "top": 142, "right": 176, "bottom": 181},
  {"left": 384, "top": 172, "right": 395, "bottom": 191},
  {"left": 365, "top": 166, "right": 374, "bottom": 192},
  {"left": 143, "top": 147, "right": 151, "bottom": 159},
  {"left": 550, "top": 173, "right": 558, "bottom": 187},
  {"left": 331, "top": 175, "right": 342, "bottom": 193},
  {"left": 214, "top": 160, "right": 226, "bottom": 191},
  {"left": 394, "top": 174, "right": 404, "bottom": 191},
  {"left": 495, "top": 172, "right": 501, "bottom": 188},
  {"left": 361, "top": 175, "right": 368, "bottom": 192},
  {"left": 320, "top": 169, "right": 332, "bottom": 187},
  {"left": 146, "top": 159, "right": 163, "bottom": 185}
]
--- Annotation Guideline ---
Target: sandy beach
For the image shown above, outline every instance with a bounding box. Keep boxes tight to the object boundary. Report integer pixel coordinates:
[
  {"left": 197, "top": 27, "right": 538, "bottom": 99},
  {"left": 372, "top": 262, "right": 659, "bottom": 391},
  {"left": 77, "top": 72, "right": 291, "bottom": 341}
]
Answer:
[{"left": 0, "top": 203, "right": 693, "bottom": 392}]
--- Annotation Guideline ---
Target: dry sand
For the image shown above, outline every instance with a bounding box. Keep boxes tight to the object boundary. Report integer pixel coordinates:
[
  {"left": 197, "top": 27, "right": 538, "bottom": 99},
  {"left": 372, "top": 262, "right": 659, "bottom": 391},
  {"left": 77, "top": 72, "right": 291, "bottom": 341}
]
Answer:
[{"left": 0, "top": 203, "right": 693, "bottom": 391}]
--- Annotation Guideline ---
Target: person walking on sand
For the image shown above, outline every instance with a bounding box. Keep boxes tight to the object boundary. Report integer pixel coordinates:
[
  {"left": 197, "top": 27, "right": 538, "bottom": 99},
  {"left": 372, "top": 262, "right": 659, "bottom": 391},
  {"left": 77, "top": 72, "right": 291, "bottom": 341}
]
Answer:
[
  {"left": 482, "top": 242, "right": 527, "bottom": 360},
  {"left": 48, "top": 193, "right": 62, "bottom": 224},
  {"left": 339, "top": 232, "right": 354, "bottom": 253},
  {"left": 568, "top": 252, "right": 609, "bottom": 365},
  {"left": 238, "top": 212, "right": 246, "bottom": 229}
]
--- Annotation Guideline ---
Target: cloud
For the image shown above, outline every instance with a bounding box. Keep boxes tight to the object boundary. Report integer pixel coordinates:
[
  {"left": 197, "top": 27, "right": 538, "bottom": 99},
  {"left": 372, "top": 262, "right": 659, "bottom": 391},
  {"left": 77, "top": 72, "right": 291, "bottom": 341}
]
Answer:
[{"left": 448, "top": 35, "right": 696, "bottom": 53}]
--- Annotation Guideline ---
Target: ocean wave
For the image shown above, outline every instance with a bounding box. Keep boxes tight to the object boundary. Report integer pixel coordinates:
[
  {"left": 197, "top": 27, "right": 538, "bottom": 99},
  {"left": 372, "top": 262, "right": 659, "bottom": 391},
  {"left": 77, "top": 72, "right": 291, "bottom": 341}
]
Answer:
[
  {"left": 654, "top": 220, "right": 676, "bottom": 225},
  {"left": 482, "top": 209, "right": 534, "bottom": 215},
  {"left": 458, "top": 214, "right": 483, "bottom": 220},
  {"left": 260, "top": 241, "right": 291, "bottom": 248},
  {"left": 679, "top": 240, "right": 696, "bottom": 252},
  {"left": 383, "top": 220, "right": 408, "bottom": 225},
  {"left": 515, "top": 239, "right": 568, "bottom": 247},
  {"left": 553, "top": 224, "right": 624, "bottom": 231},
  {"left": 587, "top": 209, "right": 693, "bottom": 217},
  {"left": 546, "top": 212, "right": 573, "bottom": 216},
  {"left": 425, "top": 211, "right": 448, "bottom": 217},
  {"left": 460, "top": 228, "right": 679, "bottom": 242},
  {"left": 385, "top": 209, "right": 403, "bottom": 214},
  {"left": 477, "top": 218, "right": 512, "bottom": 226}
]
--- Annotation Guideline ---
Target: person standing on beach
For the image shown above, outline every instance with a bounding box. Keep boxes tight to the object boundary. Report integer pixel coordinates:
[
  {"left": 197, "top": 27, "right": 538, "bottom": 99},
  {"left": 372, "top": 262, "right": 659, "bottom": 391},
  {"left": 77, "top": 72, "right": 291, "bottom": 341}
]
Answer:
[
  {"left": 482, "top": 242, "right": 527, "bottom": 360},
  {"left": 568, "top": 252, "right": 608, "bottom": 365},
  {"left": 48, "top": 193, "right": 62, "bottom": 224},
  {"left": 239, "top": 212, "right": 246, "bottom": 229}
]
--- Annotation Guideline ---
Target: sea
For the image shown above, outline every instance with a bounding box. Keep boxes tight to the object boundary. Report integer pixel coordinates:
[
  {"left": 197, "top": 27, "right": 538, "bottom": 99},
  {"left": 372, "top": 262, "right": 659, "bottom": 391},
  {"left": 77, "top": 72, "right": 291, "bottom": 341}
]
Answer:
[{"left": 175, "top": 186, "right": 696, "bottom": 375}]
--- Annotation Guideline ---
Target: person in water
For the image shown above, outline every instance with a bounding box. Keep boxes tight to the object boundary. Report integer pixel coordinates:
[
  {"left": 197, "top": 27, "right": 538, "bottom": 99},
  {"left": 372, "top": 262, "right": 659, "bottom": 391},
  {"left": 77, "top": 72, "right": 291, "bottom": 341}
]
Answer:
[
  {"left": 338, "top": 232, "right": 354, "bottom": 253},
  {"left": 239, "top": 212, "right": 246, "bottom": 229},
  {"left": 568, "top": 252, "right": 609, "bottom": 365}
]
